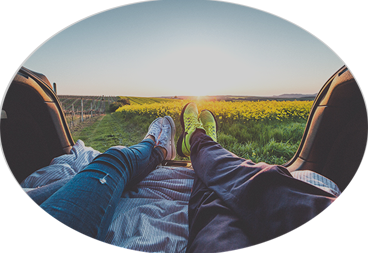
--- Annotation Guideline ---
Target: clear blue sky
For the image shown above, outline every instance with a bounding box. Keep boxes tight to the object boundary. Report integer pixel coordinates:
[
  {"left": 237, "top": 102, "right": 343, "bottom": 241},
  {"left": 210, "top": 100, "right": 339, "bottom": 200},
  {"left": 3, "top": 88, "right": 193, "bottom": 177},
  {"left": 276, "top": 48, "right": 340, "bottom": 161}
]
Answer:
[{"left": 24, "top": 0, "right": 344, "bottom": 97}]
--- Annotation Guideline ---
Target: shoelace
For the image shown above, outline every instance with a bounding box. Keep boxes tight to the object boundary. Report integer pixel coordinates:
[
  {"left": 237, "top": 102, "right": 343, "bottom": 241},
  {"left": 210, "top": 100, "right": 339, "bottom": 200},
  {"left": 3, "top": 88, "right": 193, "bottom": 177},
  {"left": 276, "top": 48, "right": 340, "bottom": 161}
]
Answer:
[
  {"left": 184, "top": 115, "right": 199, "bottom": 131},
  {"left": 148, "top": 124, "right": 161, "bottom": 139},
  {"left": 207, "top": 124, "right": 216, "bottom": 134},
  {"left": 157, "top": 124, "right": 171, "bottom": 159},
  {"left": 206, "top": 124, "right": 216, "bottom": 140},
  {"left": 159, "top": 125, "right": 170, "bottom": 142}
]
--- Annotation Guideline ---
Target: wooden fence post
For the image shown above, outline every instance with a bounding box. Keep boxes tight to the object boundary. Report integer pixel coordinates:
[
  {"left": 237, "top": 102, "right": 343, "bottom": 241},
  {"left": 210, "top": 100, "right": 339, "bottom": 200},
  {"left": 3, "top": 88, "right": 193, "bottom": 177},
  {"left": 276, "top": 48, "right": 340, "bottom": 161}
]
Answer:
[
  {"left": 71, "top": 104, "right": 75, "bottom": 129},
  {"left": 81, "top": 98, "right": 84, "bottom": 122}
]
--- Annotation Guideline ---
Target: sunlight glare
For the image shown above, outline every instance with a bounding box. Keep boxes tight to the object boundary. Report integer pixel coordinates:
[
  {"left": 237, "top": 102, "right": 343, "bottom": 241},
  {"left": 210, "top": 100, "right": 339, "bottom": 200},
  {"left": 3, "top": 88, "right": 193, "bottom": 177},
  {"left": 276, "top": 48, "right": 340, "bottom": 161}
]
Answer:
[{"left": 146, "top": 44, "right": 247, "bottom": 96}]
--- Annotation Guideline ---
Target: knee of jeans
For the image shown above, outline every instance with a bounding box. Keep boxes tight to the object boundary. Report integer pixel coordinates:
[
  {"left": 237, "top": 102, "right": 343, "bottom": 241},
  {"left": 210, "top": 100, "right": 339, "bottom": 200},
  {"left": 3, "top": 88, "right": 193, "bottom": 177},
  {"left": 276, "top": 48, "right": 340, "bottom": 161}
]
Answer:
[
  {"left": 109, "top": 146, "right": 127, "bottom": 151},
  {"left": 105, "top": 146, "right": 133, "bottom": 161},
  {"left": 100, "top": 147, "right": 131, "bottom": 163},
  {"left": 101, "top": 147, "right": 137, "bottom": 170}
]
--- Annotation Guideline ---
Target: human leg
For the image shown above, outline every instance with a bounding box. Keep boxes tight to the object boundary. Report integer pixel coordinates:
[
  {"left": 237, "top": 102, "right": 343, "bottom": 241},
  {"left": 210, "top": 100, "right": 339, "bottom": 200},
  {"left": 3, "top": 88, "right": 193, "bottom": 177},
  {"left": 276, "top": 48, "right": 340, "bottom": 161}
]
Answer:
[
  {"left": 189, "top": 129, "right": 337, "bottom": 247},
  {"left": 176, "top": 104, "right": 249, "bottom": 251},
  {"left": 186, "top": 175, "right": 250, "bottom": 253},
  {"left": 178, "top": 103, "right": 337, "bottom": 249},
  {"left": 40, "top": 117, "right": 169, "bottom": 241}
]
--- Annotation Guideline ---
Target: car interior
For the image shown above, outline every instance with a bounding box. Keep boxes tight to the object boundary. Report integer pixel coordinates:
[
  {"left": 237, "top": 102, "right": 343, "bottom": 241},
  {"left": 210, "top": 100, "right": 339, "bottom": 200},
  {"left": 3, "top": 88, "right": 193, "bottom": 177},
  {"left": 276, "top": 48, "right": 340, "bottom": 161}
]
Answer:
[
  {"left": 1, "top": 65, "right": 367, "bottom": 192},
  {"left": 1, "top": 67, "right": 74, "bottom": 184}
]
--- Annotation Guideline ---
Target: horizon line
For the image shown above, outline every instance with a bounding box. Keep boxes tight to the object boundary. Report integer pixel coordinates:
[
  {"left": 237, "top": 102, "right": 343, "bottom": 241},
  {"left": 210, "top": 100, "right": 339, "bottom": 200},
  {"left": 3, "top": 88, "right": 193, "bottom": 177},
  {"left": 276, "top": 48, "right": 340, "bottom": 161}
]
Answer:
[{"left": 57, "top": 93, "right": 318, "bottom": 97}]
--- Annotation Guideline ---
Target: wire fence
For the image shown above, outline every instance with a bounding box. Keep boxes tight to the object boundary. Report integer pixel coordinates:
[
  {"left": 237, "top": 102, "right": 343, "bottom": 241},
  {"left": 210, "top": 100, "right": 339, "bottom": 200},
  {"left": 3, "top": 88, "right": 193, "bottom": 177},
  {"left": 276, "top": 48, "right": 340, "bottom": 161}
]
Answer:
[{"left": 58, "top": 95, "right": 118, "bottom": 131}]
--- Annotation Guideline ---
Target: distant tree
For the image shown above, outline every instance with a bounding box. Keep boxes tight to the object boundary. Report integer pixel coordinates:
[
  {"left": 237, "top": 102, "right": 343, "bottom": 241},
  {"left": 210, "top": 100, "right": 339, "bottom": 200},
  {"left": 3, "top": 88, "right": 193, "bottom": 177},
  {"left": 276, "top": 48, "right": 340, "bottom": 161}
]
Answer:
[
  {"left": 108, "top": 98, "right": 130, "bottom": 112},
  {"left": 117, "top": 98, "right": 130, "bottom": 105},
  {"left": 109, "top": 102, "right": 122, "bottom": 112}
]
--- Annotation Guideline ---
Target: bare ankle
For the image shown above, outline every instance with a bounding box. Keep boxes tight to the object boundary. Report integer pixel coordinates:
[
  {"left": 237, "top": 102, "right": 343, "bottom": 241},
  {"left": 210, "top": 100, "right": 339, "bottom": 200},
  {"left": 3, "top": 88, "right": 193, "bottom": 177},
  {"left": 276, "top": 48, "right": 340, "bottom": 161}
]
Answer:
[
  {"left": 146, "top": 135, "right": 155, "bottom": 142},
  {"left": 158, "top": 146, "right": 167, "bottom": 158}
]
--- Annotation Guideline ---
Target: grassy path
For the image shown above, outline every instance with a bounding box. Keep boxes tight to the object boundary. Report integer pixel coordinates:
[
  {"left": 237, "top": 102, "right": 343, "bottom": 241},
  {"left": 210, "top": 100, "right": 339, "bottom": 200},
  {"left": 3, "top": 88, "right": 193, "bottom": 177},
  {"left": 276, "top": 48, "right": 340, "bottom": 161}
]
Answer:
[{"left": 72, "top": 113, "right": 148, "bottom": 153}]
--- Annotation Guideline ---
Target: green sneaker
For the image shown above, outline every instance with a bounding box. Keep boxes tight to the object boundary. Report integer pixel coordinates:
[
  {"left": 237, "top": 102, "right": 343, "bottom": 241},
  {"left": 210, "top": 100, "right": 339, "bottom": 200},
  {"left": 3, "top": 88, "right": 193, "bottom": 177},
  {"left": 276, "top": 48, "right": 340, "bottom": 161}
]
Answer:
[
  {"left": 177, "top": 103, "right": 205, "bottom": 157},
  {"left": 199, "top": 110, "right": 218, "bottom": 142}
]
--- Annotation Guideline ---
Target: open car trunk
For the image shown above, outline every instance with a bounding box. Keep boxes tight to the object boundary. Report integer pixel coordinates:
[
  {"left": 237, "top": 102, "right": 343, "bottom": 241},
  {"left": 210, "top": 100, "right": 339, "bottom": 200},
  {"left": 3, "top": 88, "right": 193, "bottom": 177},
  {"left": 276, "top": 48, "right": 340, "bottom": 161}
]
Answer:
[
  {"left": 1, "top": 67, "right": 74, "bottom": 183},
  {"left": 285, "top": 66, "right": 367, "bottom": 191}
]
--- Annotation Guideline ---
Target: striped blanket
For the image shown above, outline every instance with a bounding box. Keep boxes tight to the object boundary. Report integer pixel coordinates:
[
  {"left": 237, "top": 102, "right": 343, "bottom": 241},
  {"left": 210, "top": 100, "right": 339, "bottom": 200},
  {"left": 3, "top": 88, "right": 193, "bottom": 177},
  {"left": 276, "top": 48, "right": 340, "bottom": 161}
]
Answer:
[{"left": 21, "top": 140, "right": 340, "bottom": 252}]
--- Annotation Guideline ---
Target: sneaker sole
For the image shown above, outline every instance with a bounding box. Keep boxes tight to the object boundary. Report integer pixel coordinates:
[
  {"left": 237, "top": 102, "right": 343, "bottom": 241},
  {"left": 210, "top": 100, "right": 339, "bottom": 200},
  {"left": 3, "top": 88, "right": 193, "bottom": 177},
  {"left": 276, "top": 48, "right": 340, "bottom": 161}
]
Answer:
[
  {"left": 176, "top": 103, "right": 191, "bottom": 157},
  {"left": 164, "top": 115, "right": 176, "bottom": 160}
]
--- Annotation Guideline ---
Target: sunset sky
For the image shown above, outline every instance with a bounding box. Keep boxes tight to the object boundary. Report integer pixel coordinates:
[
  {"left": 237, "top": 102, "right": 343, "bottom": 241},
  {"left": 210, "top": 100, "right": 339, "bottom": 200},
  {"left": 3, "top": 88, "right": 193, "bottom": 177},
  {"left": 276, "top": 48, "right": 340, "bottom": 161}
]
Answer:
[{"left": 23, "top": 0, "right": 343, "bottom": 97}]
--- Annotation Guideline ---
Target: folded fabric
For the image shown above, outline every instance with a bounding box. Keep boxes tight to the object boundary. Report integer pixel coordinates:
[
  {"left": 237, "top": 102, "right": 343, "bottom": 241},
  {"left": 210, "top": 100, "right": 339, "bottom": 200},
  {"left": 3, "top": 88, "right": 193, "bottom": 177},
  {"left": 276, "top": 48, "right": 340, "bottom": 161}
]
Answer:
[
  {"left": 22, "top": 140, "right": 340, "bottom": 252},
  {"left": 22, "top": 140, "right": 194, "bottom": 252}
]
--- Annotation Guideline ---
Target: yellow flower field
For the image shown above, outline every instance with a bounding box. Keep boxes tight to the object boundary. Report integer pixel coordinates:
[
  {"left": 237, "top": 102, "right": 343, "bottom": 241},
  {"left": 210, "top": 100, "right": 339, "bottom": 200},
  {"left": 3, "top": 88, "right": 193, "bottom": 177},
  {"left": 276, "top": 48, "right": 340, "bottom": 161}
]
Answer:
[{"left": 116, "top": 100, "right": 313, "bottom": 122}]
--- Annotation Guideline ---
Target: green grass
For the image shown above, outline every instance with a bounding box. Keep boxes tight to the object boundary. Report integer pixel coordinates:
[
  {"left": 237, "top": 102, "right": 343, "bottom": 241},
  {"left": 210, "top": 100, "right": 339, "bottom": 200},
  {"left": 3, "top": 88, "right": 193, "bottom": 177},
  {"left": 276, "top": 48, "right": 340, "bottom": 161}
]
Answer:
[
  {"left": 72, "top": 113, "right": 152, "bottom": 152},
  {"left": 72, "top": 96, "right": 307, "bottom": 164},
  {"left": 72, "top": 111, "right": 306, "bottom": 165},
  {"left": 217, "top": 120, "right": 305, "bottom": 164}
]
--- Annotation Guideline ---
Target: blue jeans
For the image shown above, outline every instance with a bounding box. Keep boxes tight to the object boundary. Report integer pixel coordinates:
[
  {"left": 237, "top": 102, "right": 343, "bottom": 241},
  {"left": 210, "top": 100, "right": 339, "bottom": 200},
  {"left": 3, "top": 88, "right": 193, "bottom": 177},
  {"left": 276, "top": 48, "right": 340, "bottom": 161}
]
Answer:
[{"left": 40, "top": 139, "right": 164, "bottom": 241}]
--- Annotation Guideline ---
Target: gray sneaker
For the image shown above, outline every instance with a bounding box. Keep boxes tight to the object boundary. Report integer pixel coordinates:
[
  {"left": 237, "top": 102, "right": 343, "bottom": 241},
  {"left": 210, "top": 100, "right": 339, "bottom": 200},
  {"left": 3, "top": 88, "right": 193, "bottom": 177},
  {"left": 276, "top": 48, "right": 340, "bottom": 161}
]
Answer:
[
  {"left": 144, "top": 117, "right": 163, "bottom": 142},
  {"left": 157, "top": 116, "right": 176, "bottom": 160}
]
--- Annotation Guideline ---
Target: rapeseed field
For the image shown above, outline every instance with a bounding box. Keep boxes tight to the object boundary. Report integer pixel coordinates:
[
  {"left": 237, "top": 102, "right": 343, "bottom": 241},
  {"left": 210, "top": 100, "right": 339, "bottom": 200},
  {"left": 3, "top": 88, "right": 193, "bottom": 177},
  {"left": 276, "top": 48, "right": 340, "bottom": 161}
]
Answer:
[
  {"left": 116, "top": 100, "right": 312, "bottom": 122},
  {"left": 112, "top": 99, "right": 312, "bottom": 164}
]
